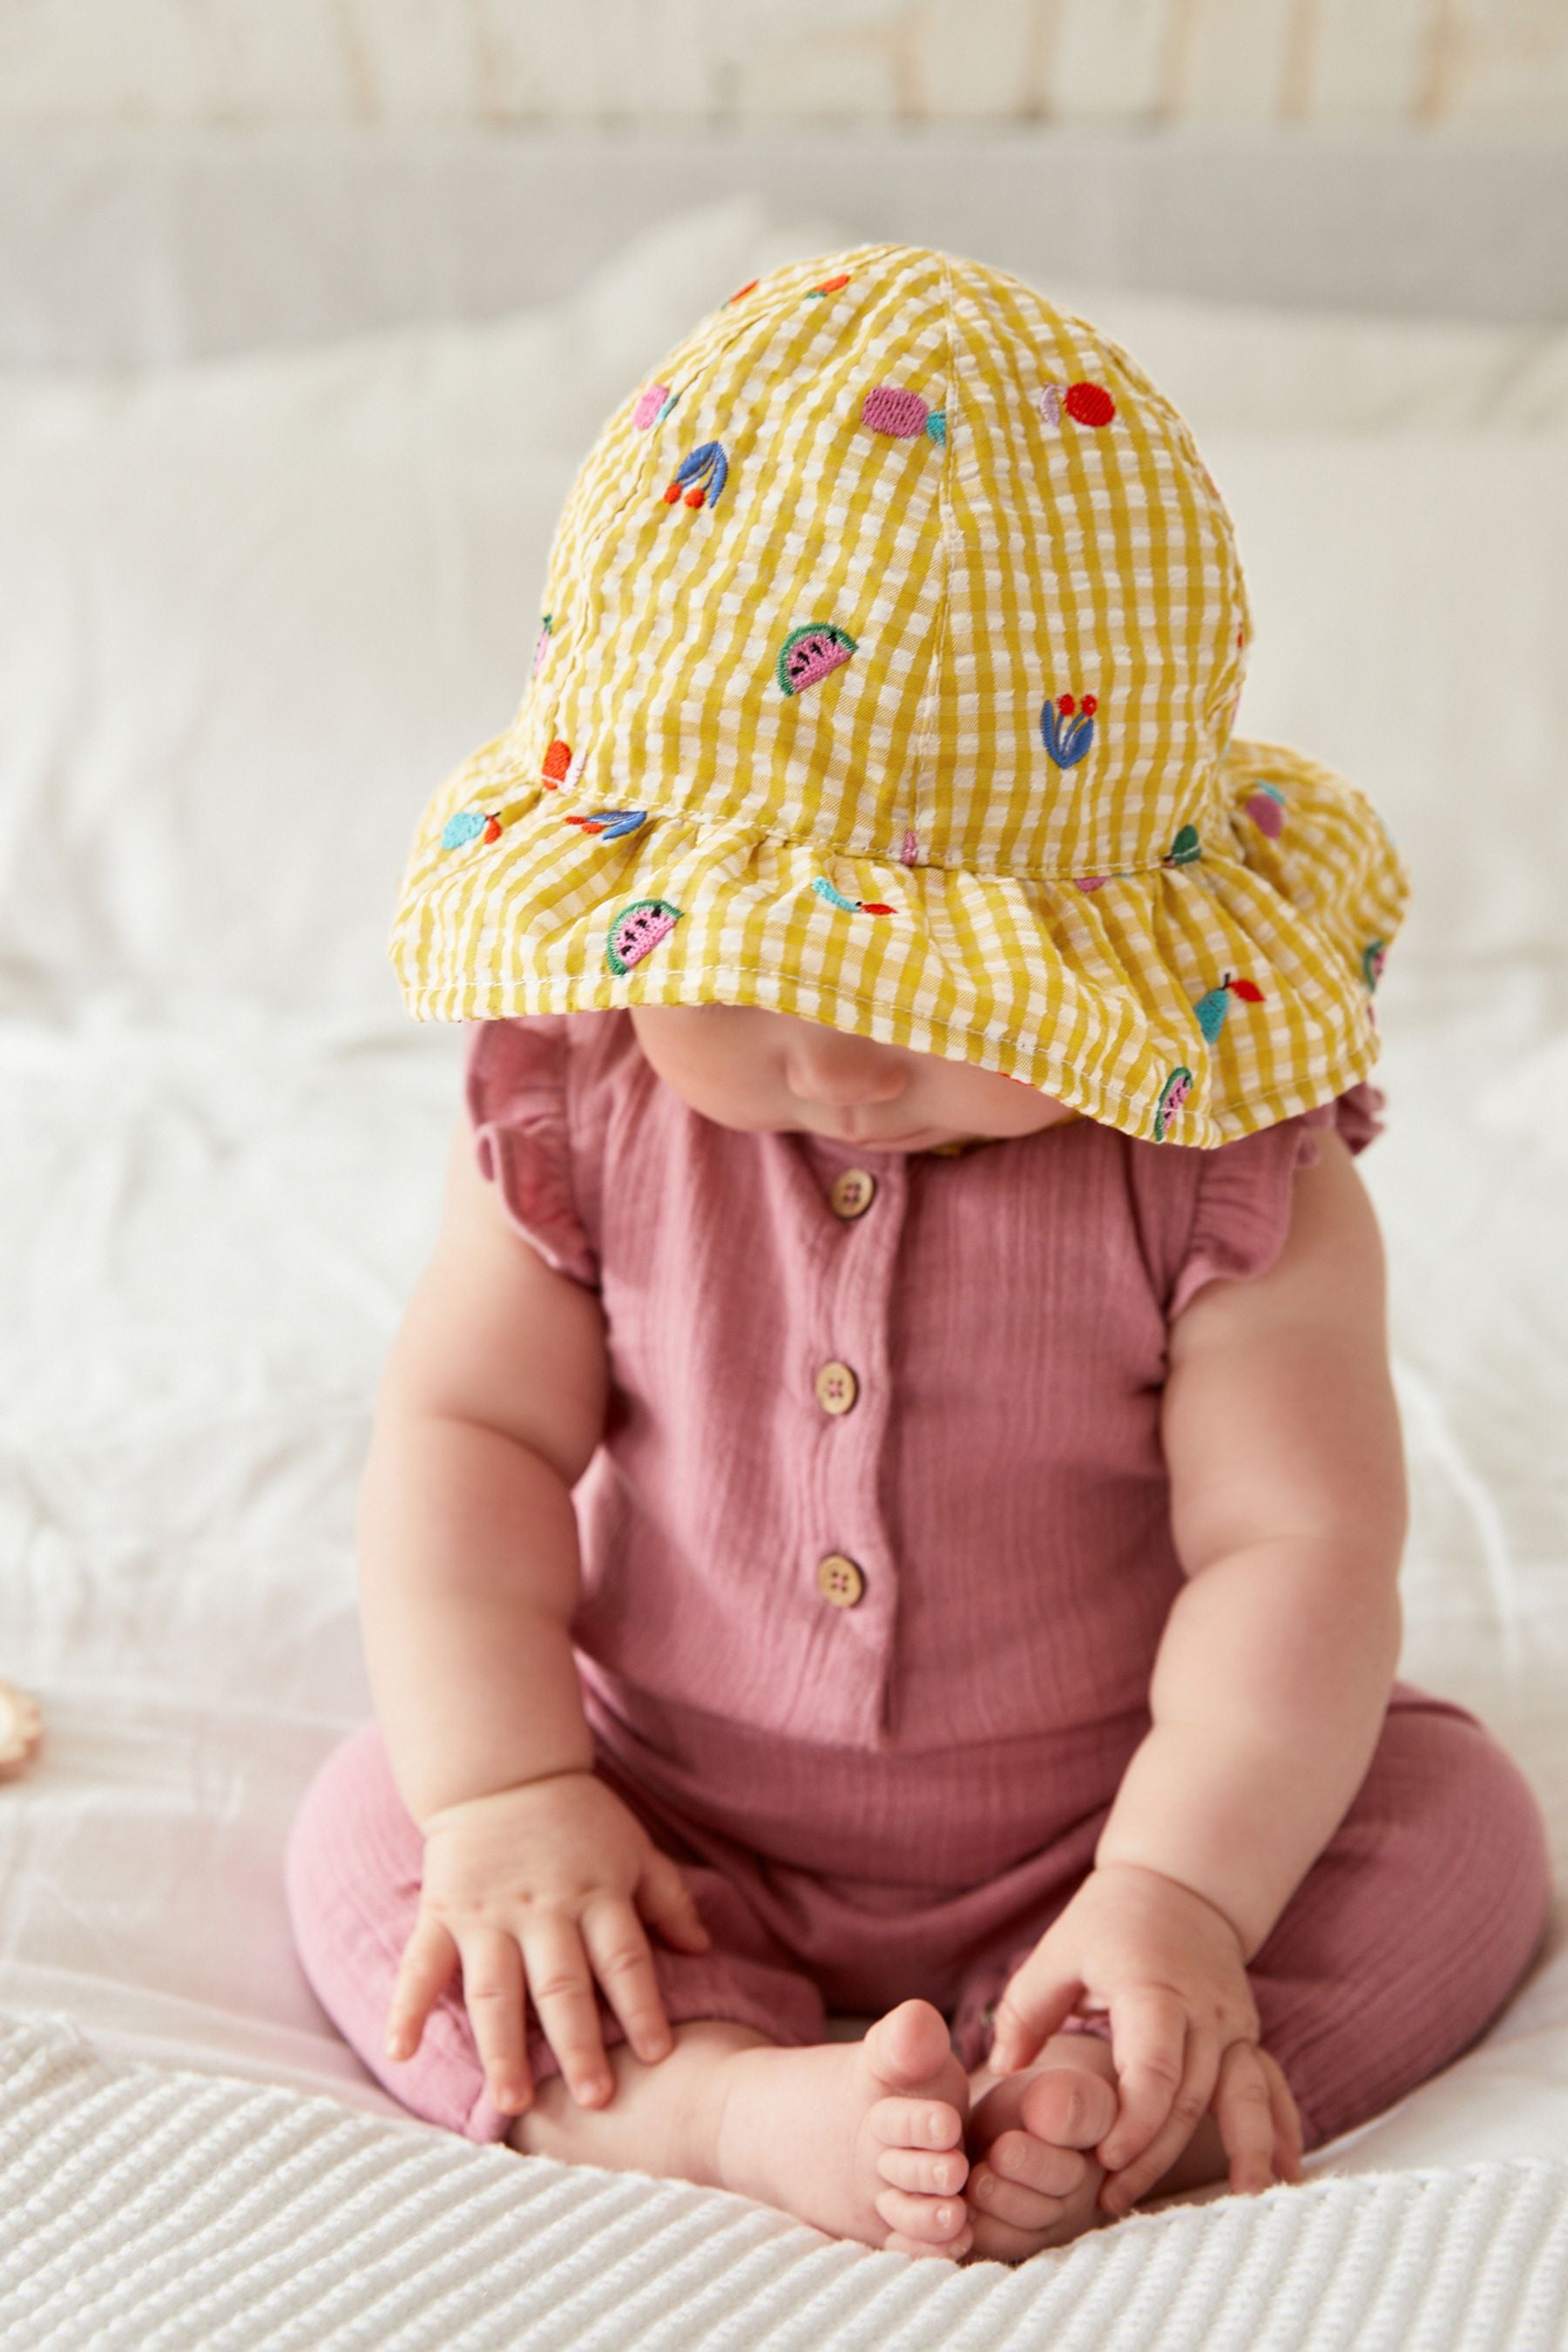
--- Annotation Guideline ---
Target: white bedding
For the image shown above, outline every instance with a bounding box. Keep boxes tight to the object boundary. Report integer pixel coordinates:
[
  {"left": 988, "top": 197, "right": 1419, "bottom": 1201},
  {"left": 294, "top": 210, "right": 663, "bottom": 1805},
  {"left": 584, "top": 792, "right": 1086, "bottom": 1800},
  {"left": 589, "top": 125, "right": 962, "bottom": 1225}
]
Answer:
[{"left": 2, "top": 196, "right": 1565, "bottom": 2345}]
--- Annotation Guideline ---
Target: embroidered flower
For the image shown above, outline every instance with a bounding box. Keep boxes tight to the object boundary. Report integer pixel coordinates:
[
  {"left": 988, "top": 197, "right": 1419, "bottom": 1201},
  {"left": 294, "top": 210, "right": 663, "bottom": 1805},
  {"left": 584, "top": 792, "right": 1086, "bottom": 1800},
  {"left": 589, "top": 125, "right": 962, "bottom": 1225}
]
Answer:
[{"left": 1040, "top": 692, "right": 1098, "bottom": 769}]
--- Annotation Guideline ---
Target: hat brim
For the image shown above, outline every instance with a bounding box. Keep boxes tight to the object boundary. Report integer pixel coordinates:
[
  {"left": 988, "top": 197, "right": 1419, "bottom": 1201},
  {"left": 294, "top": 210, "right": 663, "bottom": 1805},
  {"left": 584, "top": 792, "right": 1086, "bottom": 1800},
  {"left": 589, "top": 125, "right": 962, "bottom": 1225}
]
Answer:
[{"left": 389, "top": 734, "right": 1408, "bottom": 1148}]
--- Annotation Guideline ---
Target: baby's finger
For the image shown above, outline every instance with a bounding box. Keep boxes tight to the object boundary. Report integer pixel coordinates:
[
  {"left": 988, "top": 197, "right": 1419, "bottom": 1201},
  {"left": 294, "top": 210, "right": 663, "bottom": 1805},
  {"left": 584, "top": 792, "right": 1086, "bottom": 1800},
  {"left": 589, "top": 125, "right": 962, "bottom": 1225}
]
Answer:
[
  {"left": 1210, "top": 2040, "right": 1277, "bottom": 2195},
  {"left": 1263, "top": 2048, "right": 1307, "bottom": 2184},
  {"left": 385, "top": 1912, "right": 459, "bottom": 2062},
  {"left": 1100, "top": 2024, "right": 1219, "bottom": 2217},
  {"left": 579, "top": 1899, "right": 675, "bottom": 2065},
  {"left": 519, "top": 1914, "right": 614, "bottom": 2109},
  {"left": 987, "top": 1968, "right": 1081, "bottom": 2074},
  {"left": 639, "top": 1853, "right": 713, "bottom": 1954},
  {"left": 457, "top": 1927, "right": 531, "bottom": 2117},
  {"left": 1094, "top": 1984, "right": 1188, "bottom": 2173}
]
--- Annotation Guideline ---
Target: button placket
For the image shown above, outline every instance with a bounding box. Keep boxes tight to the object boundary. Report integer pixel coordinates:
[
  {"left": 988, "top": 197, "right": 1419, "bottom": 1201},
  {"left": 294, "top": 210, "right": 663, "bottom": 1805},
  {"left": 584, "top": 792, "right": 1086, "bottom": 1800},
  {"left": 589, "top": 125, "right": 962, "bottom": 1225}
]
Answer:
[{"left": 802, "top": 1147, "right": 907, "bottom": 1737}]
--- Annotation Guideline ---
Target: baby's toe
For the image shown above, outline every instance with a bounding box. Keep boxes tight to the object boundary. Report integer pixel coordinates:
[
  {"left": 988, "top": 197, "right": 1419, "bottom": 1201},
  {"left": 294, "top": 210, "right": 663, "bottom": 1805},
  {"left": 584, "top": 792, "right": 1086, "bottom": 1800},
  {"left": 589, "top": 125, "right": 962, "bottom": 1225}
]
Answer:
[
  {"left": 1018, "top": 2063, "right": 1120, "bottom": 2152},
  {"left": 876, "top": 2144, "right": 968, "bottom": 2197},
  {"left": 870, "top": 2095, "right": 965, "bottom": 2153},
  {"left": 990, "top": 2126, "right": 1088, "bottom": 2200},
  {"left": 883, "top": 2222, "right": 973, "bottom": 2261},
  {"left": 875, "top": 2185, "right": 970, "bottom": 2247},
  {"left": 966, "top": 2159, "right": 1069, "bottom": 2235}
]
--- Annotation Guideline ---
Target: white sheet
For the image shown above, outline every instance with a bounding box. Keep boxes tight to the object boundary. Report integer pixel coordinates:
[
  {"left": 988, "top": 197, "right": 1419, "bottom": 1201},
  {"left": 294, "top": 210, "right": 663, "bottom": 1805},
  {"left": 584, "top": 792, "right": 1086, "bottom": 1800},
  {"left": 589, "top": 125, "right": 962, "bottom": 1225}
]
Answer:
[{"left": 2, "top": 196, "right": 1565, "bottom": 2336}]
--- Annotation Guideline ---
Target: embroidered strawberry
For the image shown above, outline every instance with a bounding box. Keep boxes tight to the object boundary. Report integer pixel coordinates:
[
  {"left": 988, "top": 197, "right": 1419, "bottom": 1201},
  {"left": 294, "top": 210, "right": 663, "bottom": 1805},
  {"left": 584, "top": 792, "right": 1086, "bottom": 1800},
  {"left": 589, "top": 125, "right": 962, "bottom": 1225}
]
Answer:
[{"left": 1246, "top": 782, "right": 1286, "bottom": 839}]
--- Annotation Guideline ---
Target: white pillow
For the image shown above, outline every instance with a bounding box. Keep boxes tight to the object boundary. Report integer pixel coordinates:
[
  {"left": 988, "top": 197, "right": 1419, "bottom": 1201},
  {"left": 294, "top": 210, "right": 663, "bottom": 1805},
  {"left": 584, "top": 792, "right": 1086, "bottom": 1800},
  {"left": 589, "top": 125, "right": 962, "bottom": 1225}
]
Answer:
[
  {"left": 1, "top": 211, "right": 1562, "bottom": 1020},
  {"left": 1043, "top": 279, "right": 1568, "bottom": 433},
  {"left": 0, "top": 195, "right": 842, "bottom": 1023}
]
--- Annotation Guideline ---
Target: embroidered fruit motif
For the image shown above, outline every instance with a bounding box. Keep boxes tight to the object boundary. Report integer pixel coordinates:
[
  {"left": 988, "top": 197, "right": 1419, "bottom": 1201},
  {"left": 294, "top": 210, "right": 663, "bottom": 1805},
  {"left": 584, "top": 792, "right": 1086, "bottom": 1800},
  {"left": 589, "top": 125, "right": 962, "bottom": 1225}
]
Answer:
[
  {"left": 1246, "top": 782, "right": 1286, "bottom": 839},
  {"left": 860, "top": 386, "right": 947, "bottom": 444},
  {"left": 812, "top": 876, "right": 895, "bottom": 916},
  {"left": 1154, "top": 1066, "right": 1193, "bottom": 1141},
  {"left": 533, "top": 615, "right": 552, "bottom": 678},
  {"left": 805, "top": 274, "right": 850, "bottom": 299},
  {"left": 1193, "top": 972, "right": 1265, "bottom": 1040},
  {"left": 632, "top": 382, "right": 679, "bottom": 429},
  {"left": 1363, "top": 938, "right": 1388, "bottom": 990},
  {"left": 1165, "top": 824, "right": 1201, "bottom": 866},
  {"left": 564, "top": 808, "right": 648, "bottom": 840},
  {"left": 1037, "top": 381, "right": 1117, "bottom": 429},
  {"left": 1040, "top": 692, "right": 1098, "bottom": 769},
  {"left": 662, "top": 442, "right": 728, "bottom": 511},
  {"left": 900, "top": 828, "right": 920, "bottom": 866},
  {"left": 605, "top": 897, "right": 683, "bottom": 974},
  {"left": 727, "top": 280, "right": 758, "bottom": 304},
  {"left": 440, "top": 808, "right": 502, "bottom": 850},
  {"left": 541, "top": 739, "right": 580, "bottom": 790},
  {"left": 778, "top": 624, "right": 858, "bottom": 697}
]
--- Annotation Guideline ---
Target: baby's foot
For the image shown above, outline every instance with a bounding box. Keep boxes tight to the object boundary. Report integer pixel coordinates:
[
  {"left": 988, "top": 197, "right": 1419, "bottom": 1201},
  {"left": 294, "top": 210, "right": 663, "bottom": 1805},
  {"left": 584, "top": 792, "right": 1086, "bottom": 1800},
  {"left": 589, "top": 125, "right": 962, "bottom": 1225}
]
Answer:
[
  {"left": 713, "top": 1998, "right": 974, "bottom": 2259},
  {"left": 963, "top": 2038, "right": 1121, "bottom": 2263}
]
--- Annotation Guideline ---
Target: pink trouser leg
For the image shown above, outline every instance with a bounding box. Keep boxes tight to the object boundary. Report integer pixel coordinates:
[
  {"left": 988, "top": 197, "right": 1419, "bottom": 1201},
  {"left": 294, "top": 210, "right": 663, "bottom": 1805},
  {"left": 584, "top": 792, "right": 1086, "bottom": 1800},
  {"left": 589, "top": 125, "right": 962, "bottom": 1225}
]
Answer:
[
  {"left": 951, "top": 1690, "right": 1552, "bottom": 2152},
  {"left": 283, "top": 1719, "right": 825, "bottom": 2143}
]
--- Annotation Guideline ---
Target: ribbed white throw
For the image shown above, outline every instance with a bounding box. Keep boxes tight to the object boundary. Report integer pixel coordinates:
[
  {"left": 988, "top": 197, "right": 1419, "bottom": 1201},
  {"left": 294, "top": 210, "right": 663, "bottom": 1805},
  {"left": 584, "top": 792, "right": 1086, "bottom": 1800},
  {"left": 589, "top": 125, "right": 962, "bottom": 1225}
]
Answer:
[{"left": 1, "top": 2013, "right": 1564, "bottom": 2351}]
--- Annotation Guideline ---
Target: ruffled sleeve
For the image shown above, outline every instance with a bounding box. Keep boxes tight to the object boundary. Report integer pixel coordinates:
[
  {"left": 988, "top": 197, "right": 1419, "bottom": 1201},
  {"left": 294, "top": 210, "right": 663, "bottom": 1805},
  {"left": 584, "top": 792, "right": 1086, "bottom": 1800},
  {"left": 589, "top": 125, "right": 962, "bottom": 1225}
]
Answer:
[
  {"left": 463, "top": 1017, "right": 599, "bottom": 1289},
  {"left": 1169, "top": 1082, "right": 1385, "bottom": 1321}
]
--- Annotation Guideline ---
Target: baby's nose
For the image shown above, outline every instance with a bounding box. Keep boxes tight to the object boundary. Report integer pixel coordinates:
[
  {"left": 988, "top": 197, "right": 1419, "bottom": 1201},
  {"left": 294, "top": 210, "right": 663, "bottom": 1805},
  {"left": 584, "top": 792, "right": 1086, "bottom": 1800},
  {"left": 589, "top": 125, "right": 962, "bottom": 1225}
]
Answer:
[{"left": 787, "top": 1035, "right": 908, "bottom": 1109}]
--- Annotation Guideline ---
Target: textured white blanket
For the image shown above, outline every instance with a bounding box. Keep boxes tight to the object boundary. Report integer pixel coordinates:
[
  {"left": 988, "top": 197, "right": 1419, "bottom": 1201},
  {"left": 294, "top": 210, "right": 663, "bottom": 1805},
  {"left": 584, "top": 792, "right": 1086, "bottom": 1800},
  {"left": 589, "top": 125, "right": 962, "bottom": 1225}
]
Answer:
[{"left": 1, "top": 2013, "right": 1565, "bottom": 2352}]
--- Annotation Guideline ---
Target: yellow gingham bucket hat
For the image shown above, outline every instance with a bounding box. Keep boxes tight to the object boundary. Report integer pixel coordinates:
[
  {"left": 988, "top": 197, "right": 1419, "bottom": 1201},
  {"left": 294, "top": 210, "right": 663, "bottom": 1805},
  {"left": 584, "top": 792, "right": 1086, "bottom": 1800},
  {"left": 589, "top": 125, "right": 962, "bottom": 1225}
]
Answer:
[{"left": 389, "top": 243, "right": 1408, "bottom": 1147}]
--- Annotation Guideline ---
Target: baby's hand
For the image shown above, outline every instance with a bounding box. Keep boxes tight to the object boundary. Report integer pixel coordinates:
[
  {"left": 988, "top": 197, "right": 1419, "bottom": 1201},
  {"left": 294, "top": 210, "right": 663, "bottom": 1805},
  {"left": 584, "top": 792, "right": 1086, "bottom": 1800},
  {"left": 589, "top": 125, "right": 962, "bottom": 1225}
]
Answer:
[
  {"left": 384, "top": 1770, "right": 712, "bottom": 2119},
  {"left": 987, "top": 1860, "right": 1304, "bottom": 2214}
]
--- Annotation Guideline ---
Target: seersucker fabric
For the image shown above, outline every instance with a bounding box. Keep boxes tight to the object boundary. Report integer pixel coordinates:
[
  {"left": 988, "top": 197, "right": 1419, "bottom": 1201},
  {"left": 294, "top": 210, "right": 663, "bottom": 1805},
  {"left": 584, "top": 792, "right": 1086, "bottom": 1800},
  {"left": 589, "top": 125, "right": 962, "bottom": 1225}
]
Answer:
[{"left": 388, "top": 243, "right": 1408, "bottom": 1146}]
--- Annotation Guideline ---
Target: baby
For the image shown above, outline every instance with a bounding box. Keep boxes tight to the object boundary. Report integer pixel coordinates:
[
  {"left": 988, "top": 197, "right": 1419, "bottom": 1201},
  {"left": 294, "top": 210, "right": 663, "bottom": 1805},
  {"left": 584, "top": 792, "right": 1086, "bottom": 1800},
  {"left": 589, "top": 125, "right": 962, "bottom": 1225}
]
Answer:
[{"left": 287, "top": 246, "right": 1551, "bottom": 2265}]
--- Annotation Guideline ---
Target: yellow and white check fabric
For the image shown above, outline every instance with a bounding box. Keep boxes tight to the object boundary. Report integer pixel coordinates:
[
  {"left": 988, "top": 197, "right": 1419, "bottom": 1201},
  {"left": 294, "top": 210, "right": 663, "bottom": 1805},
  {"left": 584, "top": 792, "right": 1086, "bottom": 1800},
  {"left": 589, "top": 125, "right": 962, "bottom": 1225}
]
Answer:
[{"left": 389, "top": 244, "right": 1408, "bottom": 1146}]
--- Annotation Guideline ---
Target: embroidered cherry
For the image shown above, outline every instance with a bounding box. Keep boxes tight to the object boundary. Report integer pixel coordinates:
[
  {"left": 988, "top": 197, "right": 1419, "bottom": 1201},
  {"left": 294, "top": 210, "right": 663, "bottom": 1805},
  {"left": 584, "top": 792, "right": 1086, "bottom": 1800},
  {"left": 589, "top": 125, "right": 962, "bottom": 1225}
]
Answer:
[
  {"left": 1040, "top": 691, "right": 1098, "bottom": 769},
  {"left": 1193, "top": 971, "right": 1265, "bottom": 1040},
  {"left": 564, "top": 808, "right": 648, "bottom": 840},
  {"left": 662, "top": 441, "right": 728, "bottom": 511}
]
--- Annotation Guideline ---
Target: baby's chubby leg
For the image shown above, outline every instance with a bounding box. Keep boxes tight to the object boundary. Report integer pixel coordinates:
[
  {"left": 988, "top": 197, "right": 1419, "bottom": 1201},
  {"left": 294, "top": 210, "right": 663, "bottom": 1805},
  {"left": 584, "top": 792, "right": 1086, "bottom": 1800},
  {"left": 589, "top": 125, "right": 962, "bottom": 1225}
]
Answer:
[{"left": 512, "top": 1997, "right": 976, "bottom": 2260}]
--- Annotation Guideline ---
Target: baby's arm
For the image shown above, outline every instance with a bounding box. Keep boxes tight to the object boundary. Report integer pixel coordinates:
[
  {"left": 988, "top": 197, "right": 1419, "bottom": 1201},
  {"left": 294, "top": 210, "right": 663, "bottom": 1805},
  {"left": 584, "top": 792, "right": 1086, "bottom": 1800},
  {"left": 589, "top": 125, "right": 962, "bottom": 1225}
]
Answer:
[
  {"left": 357, "top": 1112, "right": 609, "bottom": 1825},
  {"left": 1097, "top": 1126, "right": 1408, "bottom": 1957}
]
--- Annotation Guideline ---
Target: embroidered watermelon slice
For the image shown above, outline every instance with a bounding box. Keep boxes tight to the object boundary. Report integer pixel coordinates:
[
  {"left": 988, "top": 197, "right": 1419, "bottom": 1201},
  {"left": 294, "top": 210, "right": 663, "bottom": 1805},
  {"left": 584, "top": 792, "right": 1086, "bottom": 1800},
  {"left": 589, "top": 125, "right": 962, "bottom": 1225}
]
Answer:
[
  {"left": 777, "top": 624, "right": 858, "bottom": 697},
  {"left": 605, "top": 897, "right": 683, "bottom": 975},
  {"left": 1154, "top": 1066, "right": 1193, "bottom": 1141},
  {"left": 1362, "top": 938, "right": 1388, "bottom": 990},
  {"left": 1165, "top": 823, "right": 1201, "bottom": 865}
]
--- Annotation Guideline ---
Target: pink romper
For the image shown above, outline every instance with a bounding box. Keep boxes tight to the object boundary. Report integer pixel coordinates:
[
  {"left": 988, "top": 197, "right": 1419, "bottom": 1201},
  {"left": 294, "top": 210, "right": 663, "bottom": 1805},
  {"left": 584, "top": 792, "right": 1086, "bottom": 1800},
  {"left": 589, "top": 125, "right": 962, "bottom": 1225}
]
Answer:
[{"left": 286, "top": 1012, "right": 1551, "bottom": 2152}]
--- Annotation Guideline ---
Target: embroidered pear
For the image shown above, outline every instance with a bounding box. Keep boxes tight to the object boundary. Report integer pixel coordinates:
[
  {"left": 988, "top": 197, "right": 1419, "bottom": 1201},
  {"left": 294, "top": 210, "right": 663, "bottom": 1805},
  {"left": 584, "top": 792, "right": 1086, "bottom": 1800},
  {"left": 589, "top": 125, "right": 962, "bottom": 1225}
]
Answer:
[{"left": 1194, "top": 971, "right": 1265, "bottom": 1040}]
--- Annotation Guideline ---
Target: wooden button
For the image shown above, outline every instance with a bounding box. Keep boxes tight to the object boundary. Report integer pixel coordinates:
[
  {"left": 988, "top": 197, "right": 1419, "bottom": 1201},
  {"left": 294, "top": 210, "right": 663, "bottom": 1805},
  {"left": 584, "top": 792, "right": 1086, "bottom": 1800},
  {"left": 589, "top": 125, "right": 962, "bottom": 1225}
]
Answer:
[
  {"left": 816, "top": 1554, "right": 865, "bottom": 1608},
  {"left": 828, "top": 1167, "right": 876, "bottom": 1220},
  {"left": 814, "top": 1360, "right": 858, "bottom": 1416}
]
